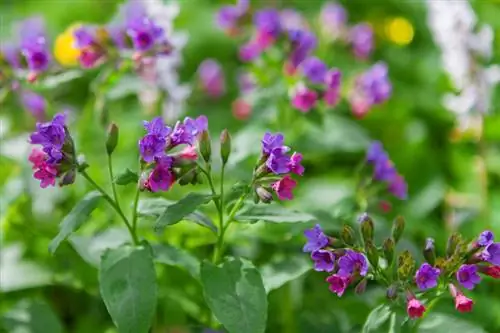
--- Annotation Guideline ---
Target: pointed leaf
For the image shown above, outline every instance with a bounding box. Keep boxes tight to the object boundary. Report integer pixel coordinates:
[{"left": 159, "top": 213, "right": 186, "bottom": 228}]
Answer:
[
  {"left": 114, "top": 168, "right": 139, "bottom": 186},
  {"left": 153, "top": 244, "right": 200, "bottom": 279},
  {"left": 154, "top": 193, "right": 213, "bottom": 233},
  {"left": 201, "top": 258, "right": 267, "bottom": 333},
  {"left": 49, "top": 191, "right": 102, "bottom": 254},
  {"left": 260, "top": 256, "right": 311, "bottom": 293},
  {"left": 1, "top": 299, "right": 63, "bottom": 333},
  {"left": 235, "top": 204, "right": 317, "bottom": 224},
  {"left": 99, "top": 245, "right": 157, "bottom": 333}
]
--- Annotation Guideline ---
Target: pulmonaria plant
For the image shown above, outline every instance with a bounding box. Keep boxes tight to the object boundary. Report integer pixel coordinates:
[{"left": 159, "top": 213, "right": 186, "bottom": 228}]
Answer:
[{"left": 304, "top": 217, "right": 500, "bottom": 321}]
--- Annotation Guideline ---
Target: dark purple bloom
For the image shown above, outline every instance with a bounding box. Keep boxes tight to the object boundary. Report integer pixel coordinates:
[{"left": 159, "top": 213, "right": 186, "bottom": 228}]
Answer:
[
  {"left": 123, "top": 0, "right": 165, "bottom": 52},
  {"left": 457, "top": 264, "right": 481, "bottom": 290},
  {"left": 148, "top": 156, "right": 175, "bottom": 192},
  {"left": 388, "top": 174, "right": 408, "bottom": 200},
  {"left": 326, "top": 274, "right": 349, "bottom": 297},
  {"left": 261, "top": 132, "right": 285, "bottom": 155},
  {"left": 30, "top": 113, "right": 67, "bottom": 164},
  {"left": 366, "top": 141, "right": 385, "bottom": 164},
  {"left": 74, "top": 26, "right": 96, "bottom": 48},
  {"left": 303, "top": 224, "right": 329, "bottom": 253},
  {"left": 288, "top": 29, "right": 317, "bottom": 68},
  {"left": 415, "top": 263, "right": 440, "bottom": 290},
  {"left": 311, "top": 250, "right": 335, "bottom": 272},
  {"left": 301, "top": 57, "right": 328, "bottom": 84},
  {"left": 18, "top": 17, "right": 51, "bottom": 72},
  {"left": 198, "top": 59, "right": 225, "bottom": 98},
  {"left": 254, "top": 9, "right": 282, "bottom": 39},
  {"left": 350, "top": 23, "right": 373, "bottom": 59},
  {"left": 216, "top": 0, "right": 249, "bottom": 31},
  {"left": 358, "top": 62, "right": 392, "bottom": 105},
  {"left": 483, "top": 243, "right": 500, "bottom": 265},
  {"left": 143, "top": 117, "right": 171, "bottom": 137},
  {"left": 20, "top": 91, "right": 46, "bottom": 121},
  {"left": 478, "top": 231, "right": 494, "bottom": 247},
  {"left": 170, "top": 122, "right": 192, "bottom": 147},
  {"left": 320, "top": 2, "right": 347, "bottom": 38},
  {"left": 289, "top": 152, "right": 304, "bottom": 176},
  {"left": 139, "top": 134, "right": 167, "bottom": 163},
  {"left": 338, "top": 250, "right": 368, "bottom": 277},
  {"left": 266, "top": 147, "right": 291, "bottom": 174},
  {"left": 373, "top": 158, "right": 396, "bottom": 182}
]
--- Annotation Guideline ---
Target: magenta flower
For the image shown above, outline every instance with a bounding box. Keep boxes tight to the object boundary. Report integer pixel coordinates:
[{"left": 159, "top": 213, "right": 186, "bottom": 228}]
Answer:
[
  {"left": 338, "top": 250, "right": 368, "bottom": 277},
  {"left": 178, "top": 146, "right": 198, "bottom": 161},
  {"left": 303, "top": 224, "right": 329, "bottom": 253},
  {"left": 239, "top": 42, "right": 261, "bottom": 62},
  {"left": 478, "top": 231, "right": 494, "bottom": 247},
  {"left": 272, "top": 175, "right": 297, "bottom": 200},
  {"left": 73, "top": 26, "right": 106, "bottom": 68},
  {"left": 20, "top": 91, "right": 46, "bottom": 121},
  {"left": 350, "top": 23, "right": 373, "bottom": 59},
  {"left": 407, "top": 298, "right": 426, "bottom": 319},
  {"left": 326, "top": 274, "right": 349, "bottom": 297},
  {"left": 289, "top": 152, "right": 304, "bottom": 176},
  {"left": 30, "top": 113, "right": 67, "bottom": 164},
  {"left": 311, "top": 250, "right": 335, "bottom": 272},
  {"left": 261, "top": 132, "right": 285, "bottom": 155},
  {"left": 324, "top": 69, "right": 342, "bottom": 106},
  {"left": 139, "top": 134, "right": 167, "bottom": 163},
  {"left": 29, "top": 148, "right": 57, "bottom": 188},
  {"left": 482, "top": 243, "right": 500, "bottom": 265},
  {"left": 292, "top": 85, "right": 318, "bottom": 112},
  {"left": 198, "top": 59, "right": 225, "bottom": 98},
  {"left": 456, "top": 264, "right": 481, "bottom": 290},
  {"left": 301, "top": 57, "right": 328, "bottom": 84},
  {"left": 148, "top": 156, "right": 175, "bottom": 192},
  {"left": 216, "top": 0, "right": 249, "bottom": 32},
  {"left": 415, "top": 263, "right": 440, "bottom": 290},
  {"left": 455, "top": 294, "right": 474, "bottom": 313}
]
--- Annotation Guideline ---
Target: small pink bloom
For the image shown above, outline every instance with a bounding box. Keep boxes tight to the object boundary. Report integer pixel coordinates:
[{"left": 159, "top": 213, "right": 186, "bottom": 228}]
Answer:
[
  {"left": 198, "top": 59, "right": 225, "bottom": 98},
  {"left": 29, "top": 148, "right": 47, "bottom": 169},
  {"left": 289, "top": 152, "right": 304, "bottom": 176},
  {"left": 407, "top": 298, "right": 426, "bottom": 319},
  {"left": 292, "top": 86, "right": 318, "bottom": 113},
  {"left": 255, "top": 29, "right": 275, "bottom": 50},
  {"left": 239, "top": 42, "right": 261, "bottom": 62},
  {"left": 326, "top": 274, "right": 349, "bottom": 297},
  {"left": 232, "top": 98, "right": 252, "bottom": 120},
  {"left": 272, "top": 175, "right": 297, "bottom": 200},
  {"left": 179, "top": 146, "right": 198, "bottom": 161},
  {"left": 455, "top": 294, "right": 474, "bottom": 313},
  {"left": 482, "top": 266, "right": 500, "bottom": 279},
  {"left": 324, "top": 88, "right": 340, "bottom": 107}
]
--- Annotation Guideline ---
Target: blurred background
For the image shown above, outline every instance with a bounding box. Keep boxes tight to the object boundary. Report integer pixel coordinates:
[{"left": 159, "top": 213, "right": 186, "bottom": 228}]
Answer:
[{"left": 1, "top": 0, "right": 500, "bottom": 332}]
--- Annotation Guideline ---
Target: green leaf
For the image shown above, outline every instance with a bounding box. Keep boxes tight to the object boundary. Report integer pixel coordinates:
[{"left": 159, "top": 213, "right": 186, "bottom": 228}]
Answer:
[
  {"left": 153, "top": 244, "right": 200, "bottom": 279},
  {"left": 37, "top": 70, "right": 83, "bottom": 90},
  {"left": 114, "top": 168, "right": 139, "bottom": 186},
  {"left": 153, "top": 193, "right": 213, "bottom": 233},
  {"left": 418, "top": 313, "right": 486, "bottom": 333},
  {"left": 49, "top": 191, "right": 102, "bottom": 254},
  {"left": 201, "top": 258, "right": 268, "bottom": 333},
  {"left": 362, "top": 304, "right": 407, "bottom": 333},
  {"left": 235, "top": 204, "right": 317, "bottom": 224},
  {"left": 1, "top": 299, "right": 63, "bottom": 333},
  {"left": 259, "top": 256, "right": 311, "bottom": 293},
  {"left": 99, "top": 245, "right": 157, "bottom": 333}
]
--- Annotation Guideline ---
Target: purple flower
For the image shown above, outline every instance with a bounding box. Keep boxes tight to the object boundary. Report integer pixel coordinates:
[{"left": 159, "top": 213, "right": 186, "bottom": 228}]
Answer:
[
  {"left": 18, "top": 17, "right": 51, "bottom": 72},
  {"left": 338, "top": 250, "right": 368, "bottom": 277},
  {"left": 139, "top": 134, "right": 167, "bottom": 163},
  {"left": 301, "top": 57, "right": 328, "bottom": 84},
  {"left": 288, "top": 30, "right": 317, "bottom": 68},
  {"left": 272, "top": 175, "right": 297, "bottom": 200},
  {"left": 279, "top": 9, "right": 306, "bottom": 31},
  {"left": 311, "top": 250, "right": 335, "bottom": 272},
  {"left": 30, "top": 113, "right": 67, "bottom": 164},
  {"left": 388, "top": 174, "right": 408, "bottom": 200},
  {"left": 366, "top": 141, "right": 385, "bottom": 164},
  {"left": 289, "top": 152, "right": 304, "bottom": 176},
  {"left": 170, "top": 116, "right": 208, "bottom": 147},
  {"left": 198, "top": 59, "right": 225, "bottom": 98},
  {"left": 358, "top": 62, "right": 392, "bottom": 105},
  {"left": 457, "top": 264, "right": 481, "bottom": 290},
  {"left": 74, "top": 26, "right": 96, "bottom": 48},
  {"left": 216, "top": 0, "right": 249, "bottom": 31},
  {"left": 148, "top": 156, "right": 175, "bottom": 192},
  {"left": 478, "top": 231, "right": 494, "bottom": 247},
  {"left": 350, "top": 23, "right": 373, "bottom": 59},
  {"left": 143, "top": 117, "right": 171, "bottom": 137},
  {"left": 483, "top": 243, "right": 500, "bottom": 265},
  {"left": 326, "top": 274, "right": 349, "bottom": 297},
  {"left": 73, "top": 26, "right": 106, "bottom": 68},
  {"left": 122, "top": 0, "right": 165, "bottom": 52},
  {"left": 373, "top": 158, "right": 396, "bottom": 182},
  {"left": 320, "top": 2, "right": 347, "bottom": 38},
  {"left": 20, "top": 91, "right": 46, "bottom": 121},
  {"left": 239, "top": 42, "right": 261, "bottom": 62},
  {"left": 266, "top": 147, "right": 291, "bottom": 174},
  {"left": 292, "top": 85, "right": 318, "bottom": 113},
  {"left": 238, "top": 71, "right": 255, "bottom": 94},
  {"left": 254, "top": 9, "right": 282, "bottom": 39},
  {"left": 184, "top": 115, "right": 208, "bottom": 137},
  {"left": 303, "top": 224, "right": 329, "bottom": 253},
  {"left": 261, "top": 132, "right": 285, "bottom": 155},
  {"left": 324, "top": 69, "right": 342, "bottom": 106},
  {"left": 415, "top": 263, "right": 440, "bottom": 290}
]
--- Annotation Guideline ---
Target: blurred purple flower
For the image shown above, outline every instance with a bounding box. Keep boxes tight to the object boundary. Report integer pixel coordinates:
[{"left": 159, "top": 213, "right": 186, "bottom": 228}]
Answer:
[
  {"left": 125, "top": 0, "right": 165, "bottom": 51},
  {"left": 303, "top": 224, "right": 329, "bottom": 253},
  {"left": 292, "top": 85, "right": 318, "bottom": 112},
  {"left": 261, "top": 132, "right": 285, "bottom": 155},
  {"left": 280, "top": 9, "right": 307, "bottom": 31},
  {"left": 320, "top": 2, "right": 347, "bottom": 39},
  {"left": 20, "top": 90, "right": 46, "bottom": 121},
  {"left": 198, "top": 59, "right": 225, "bottom": 98},
  {"left": 18, "top": 17, "right": 51, "bottom": 73},
  {"left": 457, "top": 264, "right": 481, "bottom": 290},
  {"left": 366, "top": 141, "right": 385, "bottom": 163},
  {"left": 478, "top": 231, "right": 494, "bottom": 247},
  {"left": 288, "top": 29, "right": 317, "bottom": 68},
  {"left": 254, "top": 9, "right": 282, "bottom": 39},
  {"left": 350, "top": 23, "right": 373, "bottom": 59},
  {"left": 301, "top": 56, "right": 328, "bottom": 84},
  {"left": 388, "top": 174, "right": 408, "bottom": 200},
  {"left": 359, "top": 62, "right": 392, "bottom": 104},
  {"left": 272, "top": 174, "right": 297, "bottom": 200},
  {"left": 239, "top": 41, "right": 261, "bottom": 62},
  {"left": 216, "top": 0, "right": 249, "bottom": 32},
  {"left": 73, "top": 26, "right": 106, "bottom": 68},
  {"left": 338, "top": 250, "right": 368, "bottom": 277},
  {"left": 415, "top": 263, "right": 440, "bottom": 290},
  {"left": 311, "top": 250, "right": 335, "bottom": 272},
  {"left": 324, "top": 68, "right": 342, "bottom": 106},
  {"left": 483, "top": 243, "right": 500, "bottom": 265},
  {"left": 238, "top": 71, "right": 255, "bottom": 95}
]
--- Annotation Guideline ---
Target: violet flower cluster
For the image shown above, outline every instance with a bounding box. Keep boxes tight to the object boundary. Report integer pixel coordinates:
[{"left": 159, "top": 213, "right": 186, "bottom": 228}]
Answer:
[
  {"left": 303, "top": 216, "right": 500, "bottom": 321},
  {"left": 366, "top": 141, "right": 407, "bottom": 200}
]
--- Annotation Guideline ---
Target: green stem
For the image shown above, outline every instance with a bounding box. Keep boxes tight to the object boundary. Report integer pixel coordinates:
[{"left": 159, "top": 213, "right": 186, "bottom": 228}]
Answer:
[
  {"left": 131, "top": 187, "right": 141, "bottom": 236},
  {"left": 107, "top": 154, "right": 121, "bottom": 213},
  {"left": 80, "top": 170, "right": 139, "bottom": 245}
]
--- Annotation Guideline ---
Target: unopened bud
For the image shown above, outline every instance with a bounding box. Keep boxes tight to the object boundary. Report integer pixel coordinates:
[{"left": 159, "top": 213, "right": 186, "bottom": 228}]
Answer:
[
  {"left": 383, "top": 238, "right": 395, "bottom": 266},
  {"left": 386, "top": 284, "right": 398, "bottom": 300},
  {"left": 341, "top": 225, "right": 355, "bottom": 246},
  {"left": 365, "top": 241, "right": 379, "bottom": 269},
  {"left": 256, "top": 186, "right": 273, "bottom": 203},
  {"left": 423, "top": 238, "right": 436, "bottom": 266},
  {"left": 391, "top": 216, "right": 405, "bottom": 244},
  {"left": 479, "top": 265, "right": 500, "bottom": 279},
  {"left": 328, "top": 237, "right": 344, "bottom": 248},
  {"left": 397, "top": 250, "right": 415, "bottom": 281},
  {"left": 446, "top": 232, "right": 460, "bottom": 258},
  {"left": 59, "top": 169, "right": 76, "bottom": 186},
  {"left": 360, "top": 215, "right": 374, "bottom": 244},
  {"left": 355, "top": 279, "right": 367, "bottom": 295},
  {"left": 199, "top": 131, "right": 212, "bottom": 163},
  {"left": 106, "top": 123, "right": 119, "bottom": 155},
  {"left": 220, "top": 129, "right": 231, "bottom": 165}
]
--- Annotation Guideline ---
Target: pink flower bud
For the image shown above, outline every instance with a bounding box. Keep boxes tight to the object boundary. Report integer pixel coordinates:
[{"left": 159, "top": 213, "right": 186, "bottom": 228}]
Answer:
[
  {"left": 232, "top": 98, "right": 252, "bottom": 120},
  {"left": 326, "top": 274, "right": 349, "bottom": 297},
  {"left": 406, "top": 298, "right": 426, "bottom": 319},
  {"left": 455, "top": 294, "right": 474, "bottom": 313},
  {"left": 179, "top": 146, "right": 198, "bottom": 161},
  {"left": 480, "top": 265, "right": 500, "bottom": 279}
]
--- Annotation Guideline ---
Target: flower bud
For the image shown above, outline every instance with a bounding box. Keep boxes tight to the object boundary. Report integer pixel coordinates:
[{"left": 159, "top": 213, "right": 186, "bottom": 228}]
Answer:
[
  {"left": 355, "top": 279, "right": 367, "bottom": 295},
  {"left": 383, "top": 238, "right": 395, "bottom": 266},
  {"left": 360, "top": 215, "right": 374, "bottom": 244},
  {"left": 256, "top": 186, "right": 273, "bottom": 203},
  {"left": 341, "top": 225, "right": 355, "bottom": 246},
  {"left": 423, "top": 238, "right": 436, "bottom": 266},
  {"left": 386, "top": 284, "right": 398, "bottom": 300},
  {"left": 220, "top": 129, "right": 231, "bottom": 165},
  {"left": 479, "top": 265, "right": 500, "bottom": 279},
  {"left": 106, "top": 123, "right": 119, "bottom": 155},
  {"left": 328, "top": 237, "right": 344, "bottom": 248},
  {"left": 199, "top": 130, "right": 212, "bottom": 163},
  {"left": 391, "top": 216, "right": 405, "bottom": 244},
  {"left": 59, "top": 169, "right": 76, "bottom": 186},
  {"left": 397, "top": 250, "right": 416, "bottom": 281},
  {"left": 446, "top": 232, "right": 460, "bottom": 258},
  {"left": 365, "top": 240, "right": 379, "bottom": 269}
]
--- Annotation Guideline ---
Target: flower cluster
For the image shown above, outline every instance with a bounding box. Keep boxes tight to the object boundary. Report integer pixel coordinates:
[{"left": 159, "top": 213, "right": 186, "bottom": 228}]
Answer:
[
  {"left": 252, "top": 132, "right": 304, "bottom": 201},
  {"left": 303, "top": 216, "right": 500, "bottom": 320},
  {"left": 138, "top": 116, "right": 208, "bottom": 192},
  {"left": 29, "top": 113, "right": 76, "bottom": 187},
  {"left": 366, "top": 141, "right": 407, "bottom": 200}
]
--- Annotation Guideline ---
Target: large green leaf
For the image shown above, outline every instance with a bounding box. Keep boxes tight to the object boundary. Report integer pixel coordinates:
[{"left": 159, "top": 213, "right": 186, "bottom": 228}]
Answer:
[
  {"left": 153, "top": 193, "right": 214, "bottom": 233},
  {"left": 362, "top": 304, "right": 407, "bottom": 333},
  {"left": 259, "top": 256, "right": 311, "bottom": 293},
  {"left": 235, "top": 204, "right": 317, "bottom": 224},
  {"left": 201, "top": 258, "right": 268, "bottom": 333},
  {"left": 153, "top": 243, "right": 200, "bottom": 279},
  {"left": 49, "top": 191, "right": 102, "bottom": 254},
  {"left": 1, "top": 299, "right": 63, "bottom": 333},
  {"left": 99, "top": 245, "right": 157, "bottom": 333},
  {"left": 418, "top": 313, "right": 486, "bottom": 333}
]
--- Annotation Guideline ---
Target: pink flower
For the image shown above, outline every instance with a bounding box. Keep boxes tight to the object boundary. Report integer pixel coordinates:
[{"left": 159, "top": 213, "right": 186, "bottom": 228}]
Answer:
[
  {"left": 179, "top": 146, "right": 198, "bottom": 161},
  {"left": 289, "top": 152, "right": 304, "bottom": 176},
  {"left": 232, "top": 98, "right": 252, "bottom": 120},
  {"left": 239, "top": 42, "right": 261, "bottom": 62},
  {"left": 406, "top": 298, "right": 426, "bottom": 319},
  {"left": 272, "top": 175, "right": 297, "bottom": 200},
  {"left": 292, "top": 86, "right": 318, "bottom": 113},
  {"left": 324, "top": 88, "right": 340, "bottom": 107},
  {"left": 29, "top": 148, "right": 47, "bottom": 168},
  {"left": 481, "top": 265, "right": 500, "bottom": 279},
  {"left": 29, "top": 149, "right": 57, "bottom": 188},
  {"left": 147, "top": 156, "right": 175, "bottom": 192},
  {"left": 326, "top": 274, "right": 349, "bottom": 297},
  {"left": 255, "top": 29, "right": 275, "bottom": 50},
  {"left": 455, "top": 294, "right": 474, "bottom": 313}
]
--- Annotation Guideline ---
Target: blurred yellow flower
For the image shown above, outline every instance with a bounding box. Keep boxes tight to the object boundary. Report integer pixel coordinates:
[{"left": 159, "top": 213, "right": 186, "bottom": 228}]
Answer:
[
  {"left": 385, "top": 17, "right": 414, "bottom": 46},
  {"left": 54, "top": 24, "right": 81, "bottom": 67}
]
